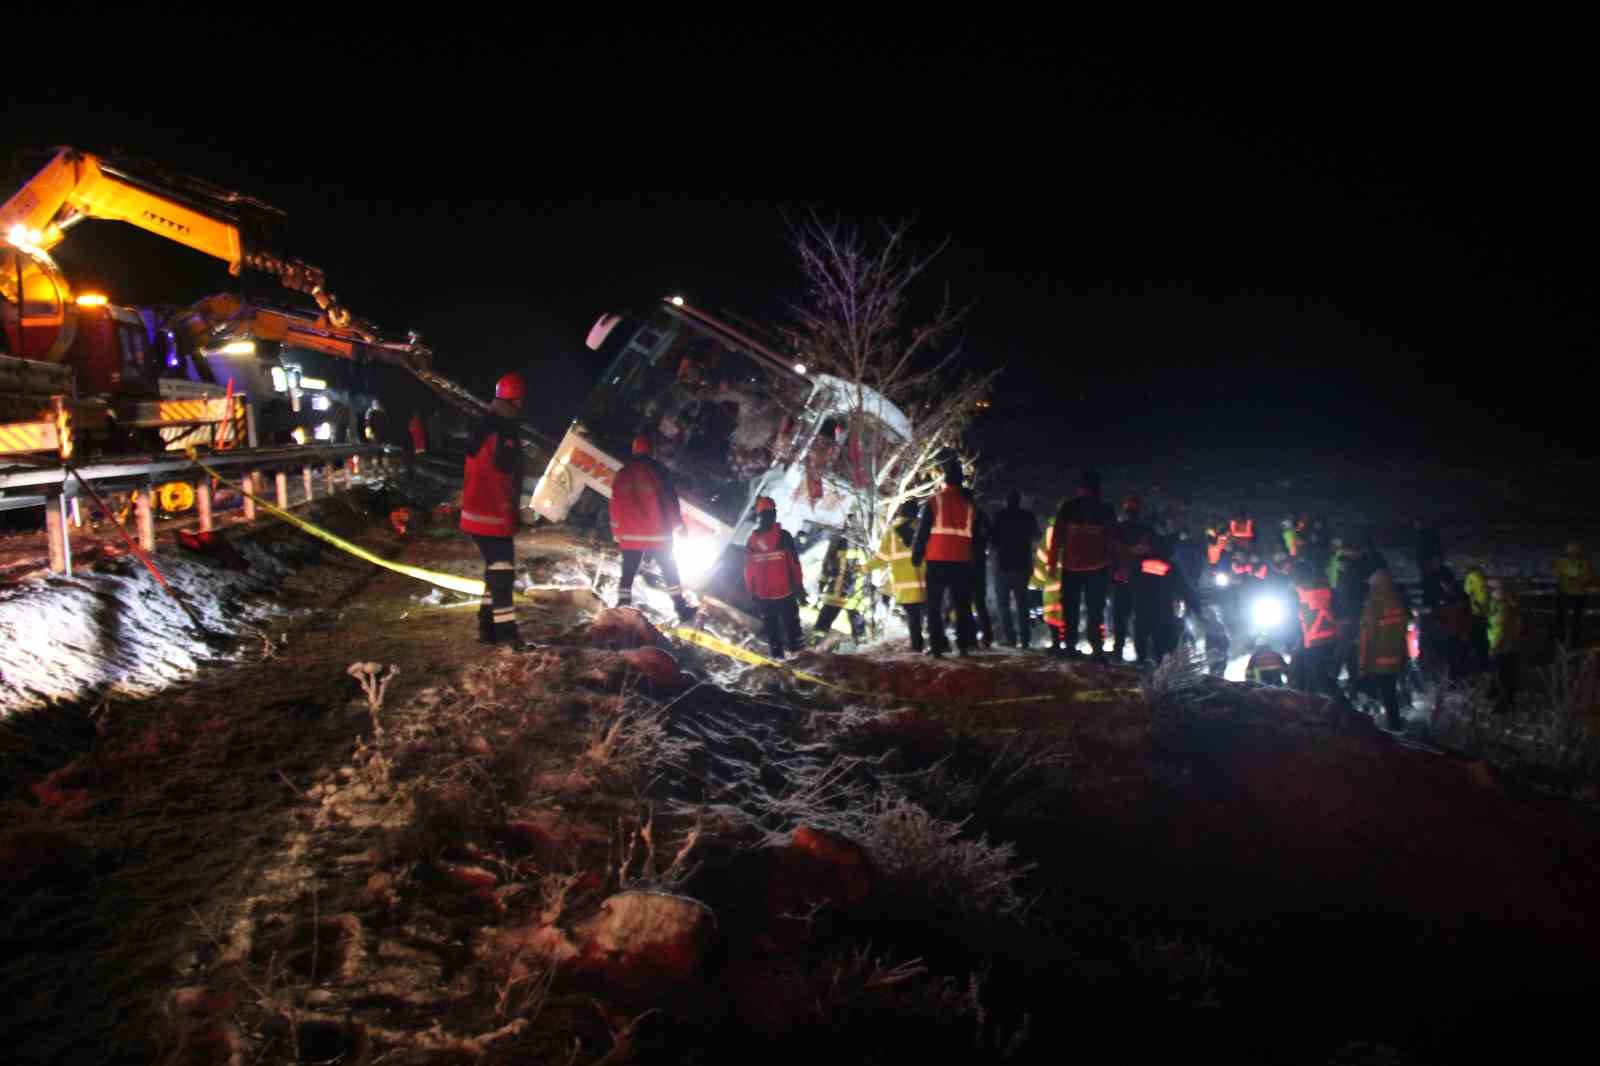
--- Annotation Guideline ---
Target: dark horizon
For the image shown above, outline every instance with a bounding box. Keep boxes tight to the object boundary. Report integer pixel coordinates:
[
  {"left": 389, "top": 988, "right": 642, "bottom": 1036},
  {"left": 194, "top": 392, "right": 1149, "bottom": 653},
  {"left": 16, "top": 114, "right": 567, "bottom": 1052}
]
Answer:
[{"left": 7, "top": 17, "right": 1595, "bottom": 455}]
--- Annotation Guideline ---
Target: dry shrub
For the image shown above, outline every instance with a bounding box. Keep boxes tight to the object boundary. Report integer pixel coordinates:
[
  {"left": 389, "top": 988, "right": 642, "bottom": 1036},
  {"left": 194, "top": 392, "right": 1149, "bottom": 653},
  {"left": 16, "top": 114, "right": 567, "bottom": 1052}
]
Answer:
[
  {"left": 816, "top": 948, "right": 1028, "bottom": 1059},
  {"left": 846, "top": 795, "right": 1034, "bottom": 918},
  {"left": 583, "top": 690, "right": 698, "bottom": 781}
]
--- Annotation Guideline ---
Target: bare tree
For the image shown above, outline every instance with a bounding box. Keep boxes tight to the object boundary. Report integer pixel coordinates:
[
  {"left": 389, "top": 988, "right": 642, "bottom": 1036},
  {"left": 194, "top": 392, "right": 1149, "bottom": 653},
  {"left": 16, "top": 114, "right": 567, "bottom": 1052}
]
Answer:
[{"left": 785, "top": 217, "right": 996, "bottom": 558}]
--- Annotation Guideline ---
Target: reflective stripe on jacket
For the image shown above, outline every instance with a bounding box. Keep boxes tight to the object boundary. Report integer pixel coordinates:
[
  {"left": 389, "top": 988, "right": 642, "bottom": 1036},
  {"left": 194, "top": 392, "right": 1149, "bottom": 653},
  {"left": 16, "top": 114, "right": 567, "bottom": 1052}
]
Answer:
[
  {"left": 1032, "top": 518, "right": 1063, "bottom": 628},
  {"left": 820, "top": 547, "right": 868, "bottom": 609},
  {"left": 1360, "top": 582, "right": 1409, "bottom": 675},
  {"left": 745, "top": 525, "right": 804, "bottom": 600},
  {"left": 1297, "top": 585, "right": 1338, "bottom": 648},
  {"left": 925, "top": 485, "right": 975, "bottom": 563},
  {"left": 867, "top": 524, "right": 926, "bottom": 606},
  {"left": 609, "top": 456, "right": 682, "bottom": 551},
  {"left": 460, "top": 416, "right": 521, "bottom": 537}
]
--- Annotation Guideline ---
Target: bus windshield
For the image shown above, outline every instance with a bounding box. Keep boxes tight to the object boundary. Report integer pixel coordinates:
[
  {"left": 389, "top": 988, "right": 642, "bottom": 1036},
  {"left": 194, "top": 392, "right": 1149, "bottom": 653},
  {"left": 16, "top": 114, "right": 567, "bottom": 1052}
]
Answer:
[{"left": 574, "top": 304, "right": 812, "bottom": 524}]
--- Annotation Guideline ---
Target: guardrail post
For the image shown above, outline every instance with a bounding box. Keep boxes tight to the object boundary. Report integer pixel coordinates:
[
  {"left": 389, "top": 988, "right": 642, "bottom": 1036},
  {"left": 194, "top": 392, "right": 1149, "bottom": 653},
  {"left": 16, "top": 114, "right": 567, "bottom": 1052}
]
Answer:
[
  {"left": 196, "top": 477, "right": 213, "bottom": 532},
  {"left": 69, "top": 496, "right": 82, "bottom": 529},
  {"left": 245, "top": 399, "right": 259, "bottom": 449},
  {"left": 302, "top": 466, "right": 315, "bottom": 503},
  {"left": 136, "top": 484, "right": 156, "bottom": 552},
  {"left": 242, "top": 470, "right": 257, "bottom": 521},
  {"left": 45, "top": 492, "right": 71, "bottom": 575},
  {"left": 275, "top": 470, "right": 289, "bottom": 509},
  {"left": 325, "top": 462, "right": 337, "bottom": 496},
  {"left": 351, "top": 454, "right": 361, "bottom": 478}
]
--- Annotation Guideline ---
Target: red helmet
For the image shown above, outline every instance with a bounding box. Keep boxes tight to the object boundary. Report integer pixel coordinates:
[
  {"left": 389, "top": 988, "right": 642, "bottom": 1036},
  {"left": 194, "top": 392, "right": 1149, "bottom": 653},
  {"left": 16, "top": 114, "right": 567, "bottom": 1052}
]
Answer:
[
  {"left": 494, "top": 372, "right": 525, "bottom": 403},
  {"left": 631, "top": 434, "right": 653, "bottom": 455},
  {"left": 1122, "top": 495, "right": 1142, "bottom": 513},
  {"left": 754, "top": 495, "right": 776, "bottom": 514}
]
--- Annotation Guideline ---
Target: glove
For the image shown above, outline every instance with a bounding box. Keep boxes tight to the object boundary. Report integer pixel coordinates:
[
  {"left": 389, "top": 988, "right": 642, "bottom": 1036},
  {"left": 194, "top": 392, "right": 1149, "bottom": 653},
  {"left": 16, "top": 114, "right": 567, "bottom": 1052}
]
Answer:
[{"left": 796, "top": 591, "right": 810, "bottom": 607}]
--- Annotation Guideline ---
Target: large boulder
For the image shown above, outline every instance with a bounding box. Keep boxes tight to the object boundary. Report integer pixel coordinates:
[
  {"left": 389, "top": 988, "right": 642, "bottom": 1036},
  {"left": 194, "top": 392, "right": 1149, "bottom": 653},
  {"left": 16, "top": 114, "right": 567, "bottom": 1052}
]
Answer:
[{"left": 571, "top": 891, "right": 716, "bottom": 1001}]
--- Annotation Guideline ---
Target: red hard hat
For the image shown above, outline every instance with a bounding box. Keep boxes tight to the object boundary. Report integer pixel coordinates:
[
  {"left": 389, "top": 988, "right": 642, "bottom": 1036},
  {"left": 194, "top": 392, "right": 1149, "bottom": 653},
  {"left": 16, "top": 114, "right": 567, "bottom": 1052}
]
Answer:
[
  {"left": 1122, "top": 495, "right": 1142, "bottom": 512},
  {"left": 494, "top": 372, "right": 525, "bottom": 403},
  {"left": 631, "top": 434, "right": 653, "bottom": 455},
  {"left": 754, "top": 495, "right": 776, "bottom": 514}
]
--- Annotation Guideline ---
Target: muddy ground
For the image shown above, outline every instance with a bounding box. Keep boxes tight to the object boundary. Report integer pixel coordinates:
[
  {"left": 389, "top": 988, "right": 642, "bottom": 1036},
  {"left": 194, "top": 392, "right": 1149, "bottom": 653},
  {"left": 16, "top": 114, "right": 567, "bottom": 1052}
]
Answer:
[{"left": 3, "top": 488, "right": 1600, "bottom": 1065}]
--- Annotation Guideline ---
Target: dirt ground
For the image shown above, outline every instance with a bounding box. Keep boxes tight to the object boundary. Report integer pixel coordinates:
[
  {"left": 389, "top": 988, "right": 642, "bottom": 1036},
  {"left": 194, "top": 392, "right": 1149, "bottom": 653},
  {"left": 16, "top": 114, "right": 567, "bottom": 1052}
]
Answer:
[{"left": 4, "top": 493, "right": 1600, "bottom": 1065}]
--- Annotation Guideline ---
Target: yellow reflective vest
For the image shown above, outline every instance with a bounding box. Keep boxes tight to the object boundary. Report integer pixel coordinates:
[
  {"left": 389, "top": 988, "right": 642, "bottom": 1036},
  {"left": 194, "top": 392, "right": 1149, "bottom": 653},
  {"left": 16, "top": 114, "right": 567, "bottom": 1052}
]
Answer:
[
  {"left": 866, "top": 523, "right": 926, "bottom": 606},
  {"left": 819, "top": 545, "right": 868, "bottom": 611},
  {"left": 1031, "top": 517, "right": 1063, "bottom": 630},
  {"left": 1463, "top": 568, "right": 1489, "bottom": 617},
  {"left": 1488, "top": 593, "right": 1521, "bottom": 655}
]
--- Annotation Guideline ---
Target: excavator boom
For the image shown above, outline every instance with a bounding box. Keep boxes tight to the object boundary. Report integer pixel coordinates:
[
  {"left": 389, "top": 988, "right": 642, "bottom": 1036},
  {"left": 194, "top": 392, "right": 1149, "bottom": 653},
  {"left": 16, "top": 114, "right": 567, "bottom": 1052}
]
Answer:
[{"left": 2, "top": 147, "right": 348, "bottom": 324}]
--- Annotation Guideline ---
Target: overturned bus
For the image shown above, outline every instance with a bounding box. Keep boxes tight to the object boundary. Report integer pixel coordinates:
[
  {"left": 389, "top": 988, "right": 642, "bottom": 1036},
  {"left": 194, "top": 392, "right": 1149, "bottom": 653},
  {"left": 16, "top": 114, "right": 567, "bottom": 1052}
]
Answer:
[{"left": 530, "top": 296, "right": 911, "bottom": 587}]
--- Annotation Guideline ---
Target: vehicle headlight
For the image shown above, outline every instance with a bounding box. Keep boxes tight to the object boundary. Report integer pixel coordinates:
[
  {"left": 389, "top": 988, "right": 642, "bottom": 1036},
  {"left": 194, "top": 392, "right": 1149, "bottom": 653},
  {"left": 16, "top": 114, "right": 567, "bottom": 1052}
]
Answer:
[
  {"left": 673, "top": 534, "right": 721, "bottom": 580},
  {"left": 1250, "top": 595, "right": 1286, "bottom": 630},
  {"left": 1214, "top": 572, "right": 1231, "bottom": 588}
]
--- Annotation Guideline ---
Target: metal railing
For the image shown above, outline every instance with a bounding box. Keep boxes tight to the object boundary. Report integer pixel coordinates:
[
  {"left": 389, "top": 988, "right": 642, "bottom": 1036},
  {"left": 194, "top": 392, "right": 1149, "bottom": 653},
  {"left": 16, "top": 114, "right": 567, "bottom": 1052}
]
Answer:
[{"left": 0, "top": 443, "right": 406, "bottom": 575}]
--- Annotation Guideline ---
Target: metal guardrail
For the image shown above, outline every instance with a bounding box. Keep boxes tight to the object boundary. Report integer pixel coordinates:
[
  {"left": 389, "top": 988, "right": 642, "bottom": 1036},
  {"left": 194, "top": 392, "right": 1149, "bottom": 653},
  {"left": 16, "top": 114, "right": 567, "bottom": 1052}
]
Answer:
[
  {"left": 0, "top": 443, "right": 407, "bottom": 575},
  {"left": 0, "top": 443, "right": 398, "bottom": 493}
]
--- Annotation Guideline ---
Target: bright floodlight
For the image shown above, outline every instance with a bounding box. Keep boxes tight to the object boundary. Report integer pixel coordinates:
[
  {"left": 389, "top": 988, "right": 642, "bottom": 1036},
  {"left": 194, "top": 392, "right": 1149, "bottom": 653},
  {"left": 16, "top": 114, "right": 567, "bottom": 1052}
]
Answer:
[
  {"left": 74, "top": 292, "right": 108, "bottom": 307},
  {"left": 793, "top": 363, "right": 807, "bottom": 375},
  {"left": 1214, "top": 572, "right": 1230, "bottom": 588},
  {"left": 673, "top": 534, "right": 720, "bottom": 580},
  {"left": 1250, "top": 595, "right": 1286, "bottom": 631},
  {"left": 670, "top": 295, "right": 685, "bottom": 307}
]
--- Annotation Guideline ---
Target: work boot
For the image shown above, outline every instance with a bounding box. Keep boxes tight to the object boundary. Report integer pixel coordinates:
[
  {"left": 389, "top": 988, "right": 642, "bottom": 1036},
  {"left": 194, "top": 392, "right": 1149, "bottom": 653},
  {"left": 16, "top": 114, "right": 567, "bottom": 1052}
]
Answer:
[
  {"left": 926, "top": 646, "right": 946, "bottom": 659},
  {"left": 615, "top": 590, "right": 633, "bottom": 609},
  {"left": 674, "top": 598, "right": 698, "bottom": 623}
]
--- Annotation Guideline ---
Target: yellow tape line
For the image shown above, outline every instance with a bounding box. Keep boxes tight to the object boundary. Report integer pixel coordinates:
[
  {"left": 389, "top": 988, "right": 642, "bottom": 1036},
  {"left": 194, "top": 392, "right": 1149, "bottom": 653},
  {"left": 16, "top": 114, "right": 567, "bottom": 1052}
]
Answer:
[
  {"left": 668, "top": 626, "right": 1138, "bottom": 706},
  {"left": 188, "top": 454, "right": 488, "bottom": 597}
]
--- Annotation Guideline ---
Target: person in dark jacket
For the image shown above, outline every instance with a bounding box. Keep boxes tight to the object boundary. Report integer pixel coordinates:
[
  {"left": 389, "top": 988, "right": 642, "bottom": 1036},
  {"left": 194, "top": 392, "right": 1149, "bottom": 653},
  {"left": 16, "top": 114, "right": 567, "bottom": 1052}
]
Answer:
[
  {"left": 610, "top": 435, "right": 696, "bottom": 621},
  {"left": 913, "top": 460, "right": 981, "bottom": 658},
  {"left": 1049, "top": 470, "right": 1120, "bottom": 661},
  {"left": 1134, "top": 532, "right": 1203, "bottom": 664},
  {"left": 1336, "top": 538, "right": 1389, "bottom": 694},
  {"left": 743, "top": 496, "right": 807, "bottom": 659},
  {"left": 991, "top": 491, "right": 1039, "bottom": 647},
  {"left": 1110, "top": 496, "right": 1153, "bottom": 661},
  {"left": 460, "top": 373, "right": 530, "bottom": 650},
  {"left": 970, "top": 502, "right": 996, "bottom": 648}
]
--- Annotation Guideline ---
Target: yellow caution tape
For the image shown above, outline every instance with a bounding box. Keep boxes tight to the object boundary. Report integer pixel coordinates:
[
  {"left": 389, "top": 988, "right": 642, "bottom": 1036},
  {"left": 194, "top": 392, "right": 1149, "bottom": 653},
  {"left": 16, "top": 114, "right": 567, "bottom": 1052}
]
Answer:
[
  {"left": 188, "top": 453, "right": 488, "bottom": 597},
  {"left": 668, "top": 626, "right": 1137, "bottom": 707},
  {"left": 670, "top": 626, "right": 846, "bottom": 689}
]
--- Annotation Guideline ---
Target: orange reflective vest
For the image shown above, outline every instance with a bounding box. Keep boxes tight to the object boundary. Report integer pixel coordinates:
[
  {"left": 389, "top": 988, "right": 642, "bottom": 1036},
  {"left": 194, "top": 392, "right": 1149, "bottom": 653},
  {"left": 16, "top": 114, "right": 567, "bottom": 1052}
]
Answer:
[
  {"left": 1230, "top": 517, "right": 1255, "bottom": 541},
  {"left": 1297, "top": 586, "right": 1338, "bottom": 648},
  {"left": 925, "top": 485, "right": 975, "bottom": 563},
  {"left": 1140, "top": 558, "right": 1172, "bottom": 576}
]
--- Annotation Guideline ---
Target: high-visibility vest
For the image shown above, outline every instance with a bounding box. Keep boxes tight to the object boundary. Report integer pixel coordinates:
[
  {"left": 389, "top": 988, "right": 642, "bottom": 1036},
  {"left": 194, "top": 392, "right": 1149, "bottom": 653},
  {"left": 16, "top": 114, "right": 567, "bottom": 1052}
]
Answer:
[
  {"left": 1207, "top": 534, "right": 1229, "bottom": 566},
  {"left": 868, "top": 525, "right": 926, "bottom": 606},
  {"left": 820, "top": 547, "right": 868, "bottom": 610},
  {"left": 1140, "top": 558, "right": 1172, "bottom": 577},
  {"left": 1230, "top": 518, "right": 1255, "bottom": 540},
  {"left": 1297, "top": 586, "right": 1338, "bottom": 647},
  {"left": 1032, "top": 518, "right": 1063, "bottom": 629},
  {"left": 925, "top": 485, "right": 975, "bottom": 563}
]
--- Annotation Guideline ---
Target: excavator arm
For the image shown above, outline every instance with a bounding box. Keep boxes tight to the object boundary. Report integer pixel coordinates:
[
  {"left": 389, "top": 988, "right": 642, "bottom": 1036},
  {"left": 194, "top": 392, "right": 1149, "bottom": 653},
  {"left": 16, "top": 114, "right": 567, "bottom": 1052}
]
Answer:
[{"left": 1, "top": 146, "right": 355, "bottom": 329}]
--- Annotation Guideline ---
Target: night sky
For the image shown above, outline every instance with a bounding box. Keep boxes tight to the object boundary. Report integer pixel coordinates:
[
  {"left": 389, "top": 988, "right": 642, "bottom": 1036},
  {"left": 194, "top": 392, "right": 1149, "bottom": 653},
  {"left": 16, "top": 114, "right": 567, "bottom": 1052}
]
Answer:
[{"left": 7, "top": 14, "right": 1596, "bottom": 457}]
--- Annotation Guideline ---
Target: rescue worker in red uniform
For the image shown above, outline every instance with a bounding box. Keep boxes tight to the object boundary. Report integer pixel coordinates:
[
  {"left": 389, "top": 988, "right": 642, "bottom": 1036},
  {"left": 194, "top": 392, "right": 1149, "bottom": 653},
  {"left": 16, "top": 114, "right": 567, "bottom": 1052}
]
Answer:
[
  {"left": 460, "top": 373, "right": 530, "bottom": 650},
  {"left": 609, "top": 435, "right": 697, "bottom": 621},
  {"left": 743, "top": 496, "right": 807, "bottom": 659},
  {"left": 912, "top": 459, "right": 980, "bottom": 658},
  {"left": 1228, "top": 508, "right": 1255, "bottom": 555},
  {"left": 1049, "top": 470, "right": 1119, "bottom": 661},
  {"left": 1291, "top": 561, "right": 1345, "bottom": 701},
  {"left": 408, "top": 412, "right": 428, "bottom": 455}
]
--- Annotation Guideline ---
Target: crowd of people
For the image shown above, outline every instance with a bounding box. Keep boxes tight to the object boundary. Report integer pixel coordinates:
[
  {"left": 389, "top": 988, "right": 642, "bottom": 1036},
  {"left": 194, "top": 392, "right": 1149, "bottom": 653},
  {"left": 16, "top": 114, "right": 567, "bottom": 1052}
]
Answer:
[{"left": 454, "top": 391, "right": 1591, "bottom": 724}]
